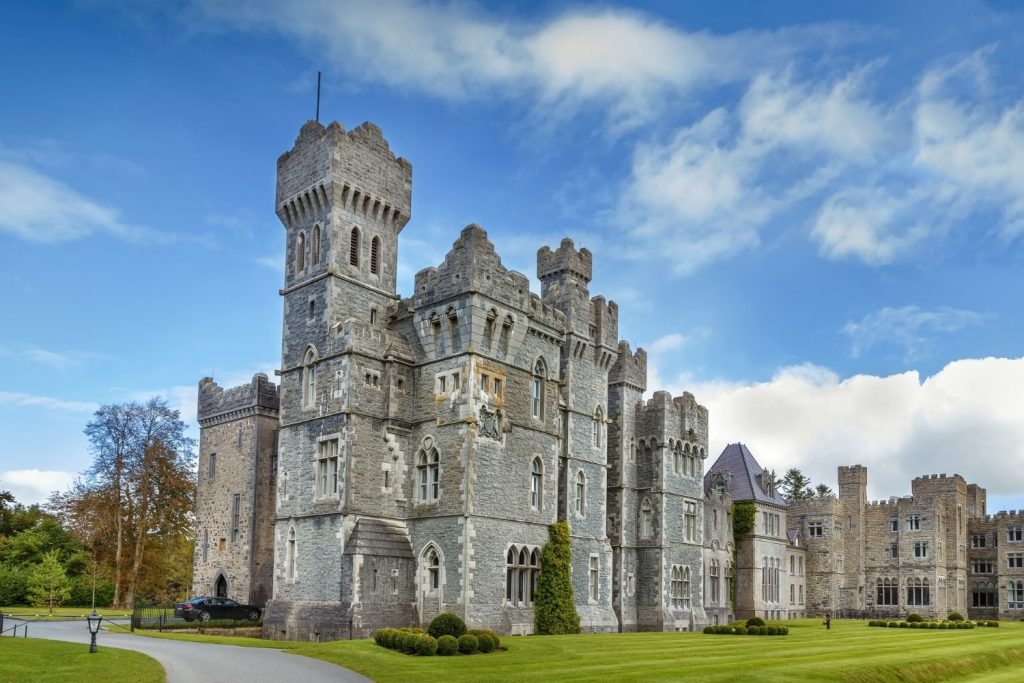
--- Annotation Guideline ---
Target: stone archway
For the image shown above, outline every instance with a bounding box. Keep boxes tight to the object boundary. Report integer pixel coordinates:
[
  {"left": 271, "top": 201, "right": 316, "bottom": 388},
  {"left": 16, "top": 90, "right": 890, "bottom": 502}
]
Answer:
[{"left": 215, "top": 573, "right": 228, "bottom": 598}]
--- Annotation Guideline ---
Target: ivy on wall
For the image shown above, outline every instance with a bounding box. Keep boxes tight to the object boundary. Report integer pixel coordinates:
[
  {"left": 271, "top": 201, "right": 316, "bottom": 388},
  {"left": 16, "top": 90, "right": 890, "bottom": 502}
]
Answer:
[
  {"left": 534, "top": 520, "right": 580, "bottom": 635},
  {"left": 731, "top": 501, "right": 756, "bottom": 611}
]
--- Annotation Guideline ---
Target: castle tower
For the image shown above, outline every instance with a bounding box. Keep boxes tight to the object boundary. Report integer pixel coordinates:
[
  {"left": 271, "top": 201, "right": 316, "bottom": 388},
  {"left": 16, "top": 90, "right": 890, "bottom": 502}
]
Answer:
[
  {"left": 838, "top": 465, "right": 868, "bottom": 610},
  {"left": 194, "top": 374, "right": 280, "bottom": 606},
  {"left": 265, "top": 120, "right": 416, "bottom": 640},
  {"left": 538, "top": 238, "right": 619, "bottom": 632}
]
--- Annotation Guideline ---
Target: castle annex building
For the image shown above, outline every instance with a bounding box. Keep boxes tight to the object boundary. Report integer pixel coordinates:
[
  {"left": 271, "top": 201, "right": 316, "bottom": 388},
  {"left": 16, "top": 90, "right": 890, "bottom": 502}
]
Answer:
[{"left": 191, "top": 120, "right": 1023, "bottom": 639}]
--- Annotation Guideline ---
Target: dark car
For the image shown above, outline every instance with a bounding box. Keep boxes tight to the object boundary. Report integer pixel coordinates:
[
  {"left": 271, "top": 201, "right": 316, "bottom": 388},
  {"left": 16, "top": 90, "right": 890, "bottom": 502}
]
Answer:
[{"left": 174, "top": 596, "right": 262, "bottom": 622}]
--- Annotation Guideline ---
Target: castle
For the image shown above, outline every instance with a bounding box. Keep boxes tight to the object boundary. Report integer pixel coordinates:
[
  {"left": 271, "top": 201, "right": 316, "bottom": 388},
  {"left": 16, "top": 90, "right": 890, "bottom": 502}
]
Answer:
[{"left": 190, "top": 119, "right": 1023, "bottom": 639}]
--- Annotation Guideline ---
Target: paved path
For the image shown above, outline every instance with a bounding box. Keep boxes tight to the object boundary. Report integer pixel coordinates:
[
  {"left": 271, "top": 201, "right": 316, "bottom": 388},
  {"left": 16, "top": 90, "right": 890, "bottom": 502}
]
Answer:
[{"left": 8, "top": 617, "right": 371, "bottom": 683}]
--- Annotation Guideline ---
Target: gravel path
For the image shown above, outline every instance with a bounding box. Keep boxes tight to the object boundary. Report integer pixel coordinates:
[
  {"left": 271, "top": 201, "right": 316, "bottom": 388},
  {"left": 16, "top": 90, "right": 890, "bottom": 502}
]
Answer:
[{"left": 9, "top": 617, "right": 371, "bottom": 683}]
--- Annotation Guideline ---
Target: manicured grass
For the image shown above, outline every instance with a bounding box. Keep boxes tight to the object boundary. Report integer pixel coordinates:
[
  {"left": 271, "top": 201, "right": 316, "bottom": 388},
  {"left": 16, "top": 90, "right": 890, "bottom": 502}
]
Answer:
[
  {"left": 0, "top": 637, "right": 163, "bottom": 683},
  {"left": 0, "top": 606, "right": 132, "bottom": 620},
  {"left": 291, "top": 618, "right": 1024, "bottom": 682},
  {"left": 128, "top": 627, "right": 301, "bottom": 649},
  {"left": 120, "top": 618, "right": 1024, "bottom": 681}
]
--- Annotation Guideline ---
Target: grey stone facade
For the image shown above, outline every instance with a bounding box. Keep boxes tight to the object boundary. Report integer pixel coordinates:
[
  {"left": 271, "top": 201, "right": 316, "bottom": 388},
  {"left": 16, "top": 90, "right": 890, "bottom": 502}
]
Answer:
[
  {"left": 191, "top": 118, "right": 1024, "bottom": 640},
  {"left": 193, "top": 373, "right": 279, "bottom": 606}
]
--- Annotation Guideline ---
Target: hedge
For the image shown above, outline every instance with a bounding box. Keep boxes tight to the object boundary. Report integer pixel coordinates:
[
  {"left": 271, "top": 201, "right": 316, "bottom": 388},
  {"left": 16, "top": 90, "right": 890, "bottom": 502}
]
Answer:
[{"left": 373, "top": 627, "right": 502, "bottom": 656}]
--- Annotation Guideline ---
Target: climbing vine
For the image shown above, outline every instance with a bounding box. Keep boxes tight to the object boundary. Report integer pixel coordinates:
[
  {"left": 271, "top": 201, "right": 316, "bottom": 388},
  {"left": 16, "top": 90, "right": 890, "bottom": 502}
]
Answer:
[{"left": 731, "top": 501, "right": 756, "bottom": 611}]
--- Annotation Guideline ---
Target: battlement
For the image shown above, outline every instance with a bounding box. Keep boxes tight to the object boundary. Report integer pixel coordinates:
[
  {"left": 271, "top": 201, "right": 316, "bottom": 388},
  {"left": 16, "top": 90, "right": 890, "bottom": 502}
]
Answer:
[
  {"left": 590, "top": 295, "right": 618, "bottom": 348},
  {"left": 537, "top": 238, "right": 592, "bottom": 285},
  {"left": 986, "top": 510, "right": 1024, "bottom": 521},
  {"left": 609, "top": 341, "right": 648, "bottom": 391},
  {"left": 640, "top": 389, "right": 709, "bottom": 443},
  {"left": 911, "top": 472, "right": 967, "bottom": 497},
  {"left": 866, "top": 496, "right": 916, "bottom": 508},
  {"left": 198, "top": 373, "right": 280, "bottom": 424},
  {"left": 276, "top": 119, "right": 412, "bottom": 233}
]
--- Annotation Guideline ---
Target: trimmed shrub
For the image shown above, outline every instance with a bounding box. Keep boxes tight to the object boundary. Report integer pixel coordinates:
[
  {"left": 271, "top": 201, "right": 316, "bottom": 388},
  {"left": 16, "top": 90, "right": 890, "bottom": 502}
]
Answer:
[
  {"left": 765, "top": 626, "right": 778, "bottom": 635},
  {"left": 469, "top": 629, "right": 500, "bottom": 648},
  {"left": 779, "top": 626, "right": 789, "bottom": 635},
  {"left": 929, "top": 622, "right": 939, "bottom": 629},
  {"left": 408, "top": 628, "right": 426, "bottom": 634},
  {"left": 428, "top": 613, "right": 467, "bottom": 639},
  {"left": 747, "top": 626, "right": 761, "bottom": 635},
  {"left": 734, "top": 626, "right": 747, "bottom": 636},
  {"left": 746, "top": 617, "right": 766, "bottom": 628},
  {"left": 415, "top": 635, "right": 438, "bottom": 656},
  {"left": 989, "top": 620, "right": 1001, "bottom": 627},
  {"left": 906, "top": 613, "right": 923, "bottom": 623},
  {"left": 458, "top": 633, "right": 479, "bottom": 654},
  {"left": 402, "top": 633, "right": 420, "bottom": 654},
  {"left": 909, "top": 622, "right": 920, "bottom": 629},
  {"left": 476, "top": 632, "right": 497, "bottom": 653},
  {"left": 898, "top": 622, "right": 909, "bottom": 628},
  {"left": 436, "top": 635, "right": 459, "bottom": 656},
  {"left": 887, "top": 621, "right": 898, "bottom": 628},
  {"left": 703, "top": 626, "right": 715, "bottom": 634},
  {"left": 948, "top": 612, "right": 964, "bottom": 622},
  {"left": 534, "top": 521, "right": 581, "bottom": 635}
]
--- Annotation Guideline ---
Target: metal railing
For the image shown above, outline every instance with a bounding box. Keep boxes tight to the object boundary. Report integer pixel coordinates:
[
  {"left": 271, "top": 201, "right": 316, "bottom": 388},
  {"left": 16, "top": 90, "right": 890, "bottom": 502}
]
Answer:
[
  {"left": 130, "top": 605, "right": 260, "bottom": 632},
  {"left": 0, "top": 613, "right": 28, "bottom": 638}
]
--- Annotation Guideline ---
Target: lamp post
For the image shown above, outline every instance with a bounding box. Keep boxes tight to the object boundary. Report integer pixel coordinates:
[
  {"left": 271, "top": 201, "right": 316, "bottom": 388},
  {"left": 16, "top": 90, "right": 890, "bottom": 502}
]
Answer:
[{"left": 86, "top": 611, "right": 101, "bottom": 653}]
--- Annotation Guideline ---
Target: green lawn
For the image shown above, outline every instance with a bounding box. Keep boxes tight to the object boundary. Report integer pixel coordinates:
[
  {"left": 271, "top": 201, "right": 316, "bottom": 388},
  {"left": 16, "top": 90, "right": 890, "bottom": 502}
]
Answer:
[
  {"left": 126, "top": 618, "right": 1024, "bottom": 682},
  {"left": 0, "top": 606, "right": 133, "bottom": 620},
  {"left": 0, "top": 637, "right": 163, "bottom": 683}
]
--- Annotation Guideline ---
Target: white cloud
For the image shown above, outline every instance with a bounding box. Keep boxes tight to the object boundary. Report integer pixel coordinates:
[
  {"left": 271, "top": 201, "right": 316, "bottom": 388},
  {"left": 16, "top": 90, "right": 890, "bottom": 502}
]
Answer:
[
  {"left": 0, "top": 159, "right": 154, "bottom": 244},
  {"left": 0, "top": 469, "right": 76, "bottom": 505},
  {"left": 812, "top": 185, "right": 932, "bottom": 264},
  {"left": 648, "top": 333, "right": 688, "bottom": 354},
  {"left": 671, "top": 357, "right": 1024, "bottom": 503},
  {"left": 0, "top": 392, "right": 97, "bottom": 413},
  {"left": 187, "top": 1, "right": 832, "bottom": 128},
  {"left": 21, "top": 347, "right": 111, "bottom": 369},
  {"left": 842, "top": 306, "right": 987, "bottom": 360}
]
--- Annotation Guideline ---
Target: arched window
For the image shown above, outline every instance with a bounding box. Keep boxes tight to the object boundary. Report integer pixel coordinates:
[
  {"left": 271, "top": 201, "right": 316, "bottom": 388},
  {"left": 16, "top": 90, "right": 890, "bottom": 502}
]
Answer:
[
  {"left": 682, "top": 566, "right": 691, "bottom": 608},
  {"left": 296, "top": 232, "right": 306, "bottom": 272},
  {"left": 286, "top": 527, "right": 296, "bottom": 580},
  {"left": 531, "top": 358, "right": 545, "bottom": 420},
  {"left": 425, "top": 547, "right": 440, "bottom": 591},
  {"left": 530, "top": 457, "right": 543, "bottom": 511},
  {"left": 417, "top": 448, "right": 440, "bottom": 503},
  {"left": 670, "top": 566, "right": 682, "bottom": 607},
  {"left": 370, "top": 236, "right": 380, "bottom": 275},
  {"left": 446, "top": 307, "right": 461, "bottom": 351},
  {"left": 302, "top": 347, "right": 317, "bottom": 408},
  {"left": 311, "top": 225, "right": 320, "bottom": 266},
  {"left": 629, "top": 438, "right": 636, "bottom": 463},
  {"left": 349, "top": 227, "right": 360, "bottom": 266},
  {"left": 575, "top": 470, "right": 586, "bottom": 517},
  {"left": 482, "top": 309, "right": 497, "bottom": 351},
  {"left": 505, "top": 546, "right": 540, "bottom": 606},
  {"left": 592, "top": 406, "right": 603, "bottom": 448},
  {"left": 673, "top": 442, "right": 682, "bottom": 475},
  {"left": 640, "top": 498, "right": 653, "bottom": 539},
  {"left": 497, "top": 315, "right": 513, "bottom": 357}
]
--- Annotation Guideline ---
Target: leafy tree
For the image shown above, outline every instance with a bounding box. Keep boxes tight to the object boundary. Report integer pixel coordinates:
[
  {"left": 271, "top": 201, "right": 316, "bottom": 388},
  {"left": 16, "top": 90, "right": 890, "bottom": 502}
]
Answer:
[
  {"left": 27, "top": 550, "right": 71, "bottom": 613},
  {"left": 815, "top": 483, "right": 835, "bottom": 498},
  {"left": 68, "top": 398, "right": 196, "bottom": 607},
  {"left": 780, "top": 468, "right": 813, "bottom": 501},
  {"left": 534, "top": 520, "right": 580, "bottom": 635},
  {"left": 0, "top": 563, "right": 29, "bottom": 605}
]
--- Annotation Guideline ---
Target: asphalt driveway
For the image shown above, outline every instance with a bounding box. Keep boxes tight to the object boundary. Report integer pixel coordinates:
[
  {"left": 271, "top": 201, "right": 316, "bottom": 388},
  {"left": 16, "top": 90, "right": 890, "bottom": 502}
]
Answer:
[{"left": 8, "top": 617, "right": 370, "bottom": 683}]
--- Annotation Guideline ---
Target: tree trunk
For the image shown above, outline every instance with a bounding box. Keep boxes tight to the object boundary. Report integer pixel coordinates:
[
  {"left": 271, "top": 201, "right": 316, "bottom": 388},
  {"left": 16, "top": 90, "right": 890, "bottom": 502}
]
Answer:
[{"left": 113, "top": 466, "right": 124, "bottom": 608}]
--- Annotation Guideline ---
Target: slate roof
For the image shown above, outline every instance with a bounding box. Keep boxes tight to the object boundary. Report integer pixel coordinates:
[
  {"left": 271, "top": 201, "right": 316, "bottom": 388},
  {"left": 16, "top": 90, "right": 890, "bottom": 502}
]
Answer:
[
  {"left": 343, "top": 518, "right": 414, "bottom": 558},
  {"left": 704, "top": 443, "right": 788, "bottom": 507}
]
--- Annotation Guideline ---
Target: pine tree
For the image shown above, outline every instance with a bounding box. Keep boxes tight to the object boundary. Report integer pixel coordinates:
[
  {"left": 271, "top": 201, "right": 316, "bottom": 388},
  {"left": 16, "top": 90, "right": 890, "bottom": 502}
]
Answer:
[
  {"left": 534, "top": 520, "right": 580, "bottom": 635},
  {"left": 815, "top": 483, "right": 835, "bottom": 498},
  {"left": 27, "top": 550, "right": 71, "bottom": 613},
  {"left": 780, "top": 468, "right": 813, "bottom": 501}
]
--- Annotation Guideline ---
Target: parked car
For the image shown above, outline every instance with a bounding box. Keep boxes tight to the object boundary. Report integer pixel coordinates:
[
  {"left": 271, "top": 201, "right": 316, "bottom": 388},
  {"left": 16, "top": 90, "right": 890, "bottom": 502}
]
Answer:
[{"left": 174, "top": 596, "right": 262, "bottom": 622}]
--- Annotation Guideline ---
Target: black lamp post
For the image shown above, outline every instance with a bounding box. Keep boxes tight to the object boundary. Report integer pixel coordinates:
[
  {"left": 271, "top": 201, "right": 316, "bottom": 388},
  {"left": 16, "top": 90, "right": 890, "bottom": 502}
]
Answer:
[{"left": 87, "top": 611, "right": 101, "bottom": 653}]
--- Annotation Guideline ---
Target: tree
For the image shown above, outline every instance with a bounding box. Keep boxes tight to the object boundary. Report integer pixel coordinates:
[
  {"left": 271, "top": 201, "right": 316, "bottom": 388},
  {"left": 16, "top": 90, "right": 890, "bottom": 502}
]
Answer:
[
  {"left": 780, "top": 468, "right": 813, "bottom": 502},
  {"left": 815, "top": 483, "right": 835, "bottom": 498},
  {"left": 74, "top": 398, "right": 196, "bottom": 607},
  {"left": 27, "top": 550, "right": 71, "bottom": 613},
  {"left": 534, "top": 520, "right": 580, "bottom": 635}
]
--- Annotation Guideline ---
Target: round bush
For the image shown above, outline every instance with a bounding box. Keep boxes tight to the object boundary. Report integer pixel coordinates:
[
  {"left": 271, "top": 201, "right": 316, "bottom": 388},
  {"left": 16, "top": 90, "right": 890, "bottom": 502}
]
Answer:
[
  {"left": 989, "top": 620, "right": 1000, "bottom": 627},
  {"left": 929, "top": 622, "right": 939, "bottom": 629},
  {"left": 416, "top": 635, "right": 438, "bottom": 656},
  {"left": 404, "top": 633, "right": 422, "bottom": 654},
  {"left": 766, "top": 626, "right": 778, "bottom": 635},
  {"left": 734, "top": 626, "right": 747, "bottom": 636},
  {"left": 911, "top": 622, "right": 921, "bottom": 629},
  {"left": 746, "top": 617, "right": 766, "bottom": 628},
  {"left": 436, "top": 635, "right": 459, "bottom": 656},
  {"left": 898, "top": 622, "right": 909, "bottom": 628},
  {"left": 469, "top": 629, "right": 500, "bottom": 649},
  {"left": 906, "top": 613, "right": 923, "bottom": 623},
  {"left": 779, "top": 626, "right": 789, "bottom": 635},
  {"left": 948, "top": 612, "right": 964, "bottom": 622},
  {"left": 476, "top": 632, "right": 497, "bottom": 653},
  {"left": 703, "top": 626, "right": 715, "bottom": 634},
  {"left": 428, "top": 614, "right": 468, "bottom": 643},
  {"left": 429, "top": 613, "right": 468, "bottom": 639},
  {"left": 458, "top": 634, "right": 479, "bottom": 654},
  {"left": 747, "top": 626, "right": 761, "bottom": 635}
]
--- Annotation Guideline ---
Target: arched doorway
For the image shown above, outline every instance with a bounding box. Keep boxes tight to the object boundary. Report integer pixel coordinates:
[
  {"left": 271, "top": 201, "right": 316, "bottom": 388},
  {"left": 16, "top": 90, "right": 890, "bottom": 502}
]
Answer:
[{"left": 215, "top": 574, "right": 228, "bottom": 598}]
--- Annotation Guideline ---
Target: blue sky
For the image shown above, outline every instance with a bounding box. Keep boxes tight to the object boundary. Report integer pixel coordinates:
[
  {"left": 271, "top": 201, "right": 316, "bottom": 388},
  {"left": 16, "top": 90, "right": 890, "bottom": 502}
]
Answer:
[{"left": 1, "top": 0, "right": 1022, "bottom": 510}]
